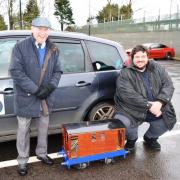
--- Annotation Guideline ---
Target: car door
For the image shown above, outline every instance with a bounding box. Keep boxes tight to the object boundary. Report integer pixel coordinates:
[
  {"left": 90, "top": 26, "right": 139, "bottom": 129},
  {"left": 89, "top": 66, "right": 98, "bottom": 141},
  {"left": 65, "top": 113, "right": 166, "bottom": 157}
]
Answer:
[
  {"left": 0, "top": 38, "right": 20, "bottom": 139},
  {"left": 84, "top": 40, "right": 124, "bottom": 119},
  {"left": 149, "top": 44, "right": 163, "bottom": 58},
  {"left": 49, "top": 38, "right": 99, "bottom": 128}
]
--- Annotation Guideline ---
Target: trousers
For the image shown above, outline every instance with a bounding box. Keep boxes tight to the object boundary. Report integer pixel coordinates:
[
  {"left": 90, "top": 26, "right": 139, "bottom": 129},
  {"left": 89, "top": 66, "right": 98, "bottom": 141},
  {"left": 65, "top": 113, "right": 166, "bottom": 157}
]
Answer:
[
  {"left": 114, "top": 114, "right": 168, "bottom": 140},
  {"left": 16, "top": 114, "right": 49, "bottom": 165}
]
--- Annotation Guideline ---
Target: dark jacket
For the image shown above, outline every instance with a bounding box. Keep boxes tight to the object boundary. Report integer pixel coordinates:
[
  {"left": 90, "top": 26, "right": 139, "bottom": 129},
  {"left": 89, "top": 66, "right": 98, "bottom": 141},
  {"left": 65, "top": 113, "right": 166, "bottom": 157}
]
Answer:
[
  {"left": 114, "top": 60, "right": 176, "bottom": 130},
  {"left": 9, "top": 35, "right": 62, "bottom": 118}
]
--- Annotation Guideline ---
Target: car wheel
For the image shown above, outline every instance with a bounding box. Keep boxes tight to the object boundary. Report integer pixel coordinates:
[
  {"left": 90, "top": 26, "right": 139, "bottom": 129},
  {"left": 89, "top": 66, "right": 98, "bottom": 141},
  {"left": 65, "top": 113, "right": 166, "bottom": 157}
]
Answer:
[
  {"left": 165, "top": 52, "right": 172, "bottom": 60},
  {"left": 88, "top": 102, "right": 115, "bottom": 121}
]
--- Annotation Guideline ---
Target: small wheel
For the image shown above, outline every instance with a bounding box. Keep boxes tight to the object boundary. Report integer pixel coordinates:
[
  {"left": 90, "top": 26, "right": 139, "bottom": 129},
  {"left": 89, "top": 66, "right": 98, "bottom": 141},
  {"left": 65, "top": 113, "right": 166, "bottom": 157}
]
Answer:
[
  {"left": 73, "top": 162, "right": 89, "bottom": 169},
  {"left": 104, "top": 158, "right": 114, "bottom": 164},
  {"left": 88, "top": 102, "right": 114, "bottom": 121}
]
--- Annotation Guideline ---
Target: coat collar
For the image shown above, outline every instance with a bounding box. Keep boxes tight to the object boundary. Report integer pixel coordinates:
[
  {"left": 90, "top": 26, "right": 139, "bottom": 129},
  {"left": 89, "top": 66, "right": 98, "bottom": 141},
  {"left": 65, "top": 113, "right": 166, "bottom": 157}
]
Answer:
[{"left": 30, "top": 34, "right": 51, "bottom": 49}]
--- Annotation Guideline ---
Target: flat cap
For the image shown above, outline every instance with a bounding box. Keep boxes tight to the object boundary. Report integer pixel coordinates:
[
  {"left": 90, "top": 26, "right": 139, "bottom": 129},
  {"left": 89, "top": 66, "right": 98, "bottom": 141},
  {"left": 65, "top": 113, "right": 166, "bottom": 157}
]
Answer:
[{"left": 31, "top": 17, "right": 51, "bottom": 28}]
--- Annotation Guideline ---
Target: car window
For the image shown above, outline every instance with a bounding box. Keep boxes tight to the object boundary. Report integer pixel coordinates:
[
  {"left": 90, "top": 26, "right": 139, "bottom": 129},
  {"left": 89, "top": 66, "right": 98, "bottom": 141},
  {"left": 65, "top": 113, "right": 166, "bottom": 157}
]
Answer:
[
  {"left": 159, "top": 44, "right": 167, "bottom": 48},
  {"left": 85, "top": 41, "right": 123, "bottom": 71},
  {"left": 0, "top": 40, "right": 17, "bottom": 78},
  {"left": 150, "top": 44, "right": 160, "bottom": 49},
  {"left": 55, "top": 42, "right": 85, "bottom": 74}
]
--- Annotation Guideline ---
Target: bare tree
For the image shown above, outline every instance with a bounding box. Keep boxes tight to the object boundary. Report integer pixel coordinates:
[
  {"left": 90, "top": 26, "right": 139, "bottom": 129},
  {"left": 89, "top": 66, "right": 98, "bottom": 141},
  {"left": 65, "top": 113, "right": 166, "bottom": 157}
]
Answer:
[
  {"left": 47, "top": 1, "right": 51, "bottom": 17},
  {"left": 0, "top": 0, "right": 17, "bottom": 29},
  {"left": 0, "top": 0, "right": 3, "bottom": 7},
  {"left": 39, "top": 0, "right": 45, "bottom": 16},
  {"left": 8, "top": 0, "right": 14, "bottom": 29}
]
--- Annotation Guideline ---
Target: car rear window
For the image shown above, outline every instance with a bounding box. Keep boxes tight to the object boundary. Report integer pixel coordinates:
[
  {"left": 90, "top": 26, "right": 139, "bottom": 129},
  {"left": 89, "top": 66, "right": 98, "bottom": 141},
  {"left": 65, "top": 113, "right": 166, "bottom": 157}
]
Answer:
[
  {"left": 85, "top": 41, "right": 123, "bottom": 71},
  {"left": 0, "top": 39, "right": 17, "bottom": 78}
]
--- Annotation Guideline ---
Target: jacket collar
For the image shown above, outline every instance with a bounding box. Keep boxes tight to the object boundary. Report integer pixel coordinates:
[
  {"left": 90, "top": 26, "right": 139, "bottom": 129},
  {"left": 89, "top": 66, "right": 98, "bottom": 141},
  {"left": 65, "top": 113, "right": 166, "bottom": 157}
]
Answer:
[{"left": 30, "top": 34, "right": 51, "bottom": 49}]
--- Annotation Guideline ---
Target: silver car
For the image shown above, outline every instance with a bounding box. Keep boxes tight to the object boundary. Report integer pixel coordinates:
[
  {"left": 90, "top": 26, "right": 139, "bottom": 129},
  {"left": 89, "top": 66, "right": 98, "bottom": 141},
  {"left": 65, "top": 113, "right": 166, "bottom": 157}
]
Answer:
[{"left": 0, "top": 30, "right": 128, "bottom": 142}]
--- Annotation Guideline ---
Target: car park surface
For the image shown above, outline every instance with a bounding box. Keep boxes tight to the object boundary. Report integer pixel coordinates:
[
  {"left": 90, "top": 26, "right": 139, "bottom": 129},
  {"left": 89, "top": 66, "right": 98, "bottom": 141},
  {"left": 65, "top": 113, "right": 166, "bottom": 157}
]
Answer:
[
  {"left": 0, "top": 30, "right": 128, "bottom": 142},
  {"left": 0, "top": 59, "right": 180, "bottom": 180}
]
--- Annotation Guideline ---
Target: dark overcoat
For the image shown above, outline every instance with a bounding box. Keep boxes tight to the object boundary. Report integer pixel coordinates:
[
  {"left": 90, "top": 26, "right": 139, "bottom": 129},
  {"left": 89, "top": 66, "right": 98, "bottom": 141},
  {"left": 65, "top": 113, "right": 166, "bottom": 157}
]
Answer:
[{"left": 9, "top": 35, "right": 61, "bottom": 118}]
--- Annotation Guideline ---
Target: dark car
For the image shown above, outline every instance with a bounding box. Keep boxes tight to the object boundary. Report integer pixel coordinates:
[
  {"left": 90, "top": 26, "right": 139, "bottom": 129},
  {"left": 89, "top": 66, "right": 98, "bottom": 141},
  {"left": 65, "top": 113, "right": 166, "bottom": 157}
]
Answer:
[
  {"left": 126, "top": 43, "right": 175, "bottom": 60},
  {"left": 0, "top": 30, "right": 128, "bottom": 142}
]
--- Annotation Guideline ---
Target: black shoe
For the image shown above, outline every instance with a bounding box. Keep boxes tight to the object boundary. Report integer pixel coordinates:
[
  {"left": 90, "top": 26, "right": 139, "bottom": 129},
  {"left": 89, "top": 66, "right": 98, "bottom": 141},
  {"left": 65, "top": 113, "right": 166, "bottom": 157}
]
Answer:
[
  {"left": 125, "top": 139, "right": 137, "bottom": 152},
  {"left": 37, "top": 155, "right": 54, "bottom": 165},
  {"left": 17, "top": 164, "right": 28, "bottom": 176},
  {"left": 143, "top": 136, "right": 161, "bottom": 151}
]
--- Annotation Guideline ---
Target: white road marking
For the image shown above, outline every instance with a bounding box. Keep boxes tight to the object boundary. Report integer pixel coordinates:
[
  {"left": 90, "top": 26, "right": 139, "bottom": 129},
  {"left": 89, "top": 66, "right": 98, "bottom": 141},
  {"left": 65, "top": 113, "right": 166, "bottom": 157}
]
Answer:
[
  {"left": 0, "top": 153, "right": 61, "bottom": 168},
  {"left": 0, "top": 129, "right": 180, "bottom": 169}
]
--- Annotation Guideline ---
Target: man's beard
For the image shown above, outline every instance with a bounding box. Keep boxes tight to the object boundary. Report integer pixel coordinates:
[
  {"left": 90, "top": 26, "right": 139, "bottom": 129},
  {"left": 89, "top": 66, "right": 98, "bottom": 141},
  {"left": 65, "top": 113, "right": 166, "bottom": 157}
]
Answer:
[
  {"left": 133, "top": 61, "right": 149, "bottom": 71},
  {"left": 134, "top": 64, "right": 147, "bottom": 70}
]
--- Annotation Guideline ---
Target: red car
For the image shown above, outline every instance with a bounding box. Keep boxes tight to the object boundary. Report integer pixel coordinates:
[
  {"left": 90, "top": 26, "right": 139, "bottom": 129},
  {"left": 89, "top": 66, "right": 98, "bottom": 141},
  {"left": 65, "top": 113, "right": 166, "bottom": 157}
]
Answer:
[{"left": 126, "top": 43, "right": 175, "bottom": 60}]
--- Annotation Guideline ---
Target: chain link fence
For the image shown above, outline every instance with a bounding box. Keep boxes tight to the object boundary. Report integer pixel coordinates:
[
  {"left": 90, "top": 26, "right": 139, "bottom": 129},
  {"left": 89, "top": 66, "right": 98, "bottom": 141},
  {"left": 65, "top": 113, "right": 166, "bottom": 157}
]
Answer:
[{"left": 77, "top": 12, "right": 180, "bottom": 35}]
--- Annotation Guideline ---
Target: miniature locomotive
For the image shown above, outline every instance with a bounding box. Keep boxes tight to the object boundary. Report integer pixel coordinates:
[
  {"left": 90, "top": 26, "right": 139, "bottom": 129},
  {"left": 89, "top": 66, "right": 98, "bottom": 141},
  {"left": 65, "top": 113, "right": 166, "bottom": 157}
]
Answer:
[{"left": 59, "top": 119, "right": 128, "bottom": 169}]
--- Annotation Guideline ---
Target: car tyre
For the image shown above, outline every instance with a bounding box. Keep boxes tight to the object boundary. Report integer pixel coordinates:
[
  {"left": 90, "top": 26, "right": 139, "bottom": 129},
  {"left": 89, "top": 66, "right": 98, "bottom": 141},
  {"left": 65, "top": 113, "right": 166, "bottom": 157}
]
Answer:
[
  {"left": 88, "top": 102, "right": 114, "bottom": 121},
  {"left": 165, "top": 52, "right": 172, "bottom": 60}
]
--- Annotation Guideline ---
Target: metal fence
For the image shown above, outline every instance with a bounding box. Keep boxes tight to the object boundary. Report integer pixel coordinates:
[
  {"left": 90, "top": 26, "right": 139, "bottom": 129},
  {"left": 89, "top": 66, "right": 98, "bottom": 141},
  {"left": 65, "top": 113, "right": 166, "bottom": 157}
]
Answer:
[{"left": 77, "top": 12, "right": 180, "bottom": 35}]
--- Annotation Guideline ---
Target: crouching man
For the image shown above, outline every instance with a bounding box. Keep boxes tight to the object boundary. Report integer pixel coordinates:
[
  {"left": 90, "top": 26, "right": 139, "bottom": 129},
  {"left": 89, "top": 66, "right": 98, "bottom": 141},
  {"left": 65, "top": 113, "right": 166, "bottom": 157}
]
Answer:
[{"left": 114, "top": 45, "right": 176, "bottom": 152}]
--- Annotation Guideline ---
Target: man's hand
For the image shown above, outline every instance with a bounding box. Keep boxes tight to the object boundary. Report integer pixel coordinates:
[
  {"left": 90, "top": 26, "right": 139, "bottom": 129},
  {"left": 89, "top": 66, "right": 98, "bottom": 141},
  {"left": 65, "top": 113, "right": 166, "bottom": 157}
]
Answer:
[
  {"left": 34, "top": 84, "right": 55, "bottom": 100},
  {"left": 149, "top": 101, "right": 163, "bottom": 117}
]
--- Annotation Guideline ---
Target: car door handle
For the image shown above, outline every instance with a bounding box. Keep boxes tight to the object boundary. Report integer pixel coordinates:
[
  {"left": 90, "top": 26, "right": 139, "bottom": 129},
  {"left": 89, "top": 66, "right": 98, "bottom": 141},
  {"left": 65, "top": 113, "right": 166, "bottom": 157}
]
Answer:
[
  {"left": 75, "top": 81, "right": 91, "bottom": 87},
  {"left": 0, "top": 88, "right": 14, "bottom": 94}
]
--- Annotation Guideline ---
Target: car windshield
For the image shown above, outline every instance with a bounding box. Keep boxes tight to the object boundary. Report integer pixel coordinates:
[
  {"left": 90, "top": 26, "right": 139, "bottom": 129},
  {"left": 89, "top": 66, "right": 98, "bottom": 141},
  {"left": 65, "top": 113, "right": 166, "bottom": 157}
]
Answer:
[
  {"left": 143, "top": 43, "right": 152, "bottom": 48},
  {"left": 0, "top": 40, "right": 17, "bottom": 78}
]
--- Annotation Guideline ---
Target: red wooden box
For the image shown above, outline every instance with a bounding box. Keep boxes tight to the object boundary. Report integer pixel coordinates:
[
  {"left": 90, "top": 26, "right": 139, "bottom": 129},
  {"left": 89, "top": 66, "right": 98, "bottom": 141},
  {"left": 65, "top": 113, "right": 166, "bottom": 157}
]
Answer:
[{"left": 62, "top": 119, "right": 126, "bottom": 159}]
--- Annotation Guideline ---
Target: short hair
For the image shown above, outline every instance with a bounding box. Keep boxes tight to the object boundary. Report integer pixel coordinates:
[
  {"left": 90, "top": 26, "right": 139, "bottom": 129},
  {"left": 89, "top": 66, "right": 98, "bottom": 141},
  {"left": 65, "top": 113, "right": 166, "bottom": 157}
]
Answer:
[{"left": 131, "top": 45, "right": 148, "bottom": 60}]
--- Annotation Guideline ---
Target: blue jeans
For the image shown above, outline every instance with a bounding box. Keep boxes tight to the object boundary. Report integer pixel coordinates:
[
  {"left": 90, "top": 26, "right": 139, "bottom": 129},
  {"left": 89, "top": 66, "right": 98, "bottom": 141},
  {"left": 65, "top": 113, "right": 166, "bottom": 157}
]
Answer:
[{"left": 114, "top": 114, "right": 168, "bottom": 140}]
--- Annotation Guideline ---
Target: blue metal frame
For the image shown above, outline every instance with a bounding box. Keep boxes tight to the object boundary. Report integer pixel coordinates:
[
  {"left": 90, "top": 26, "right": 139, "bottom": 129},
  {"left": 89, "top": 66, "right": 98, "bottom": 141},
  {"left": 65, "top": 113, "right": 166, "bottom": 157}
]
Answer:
[{"left": 59, "top": 147, "right": 128, "bottom": 169}]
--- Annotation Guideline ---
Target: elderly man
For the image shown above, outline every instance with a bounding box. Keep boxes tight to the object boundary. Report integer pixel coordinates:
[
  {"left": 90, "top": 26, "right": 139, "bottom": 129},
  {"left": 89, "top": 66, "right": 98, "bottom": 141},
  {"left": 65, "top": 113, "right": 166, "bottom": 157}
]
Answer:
[
  {"left": 9, "top": 17, "right": 61, "bottom": 176},
  {"left": 114, "top": 45, "right": 176, "bottom": 152}
]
